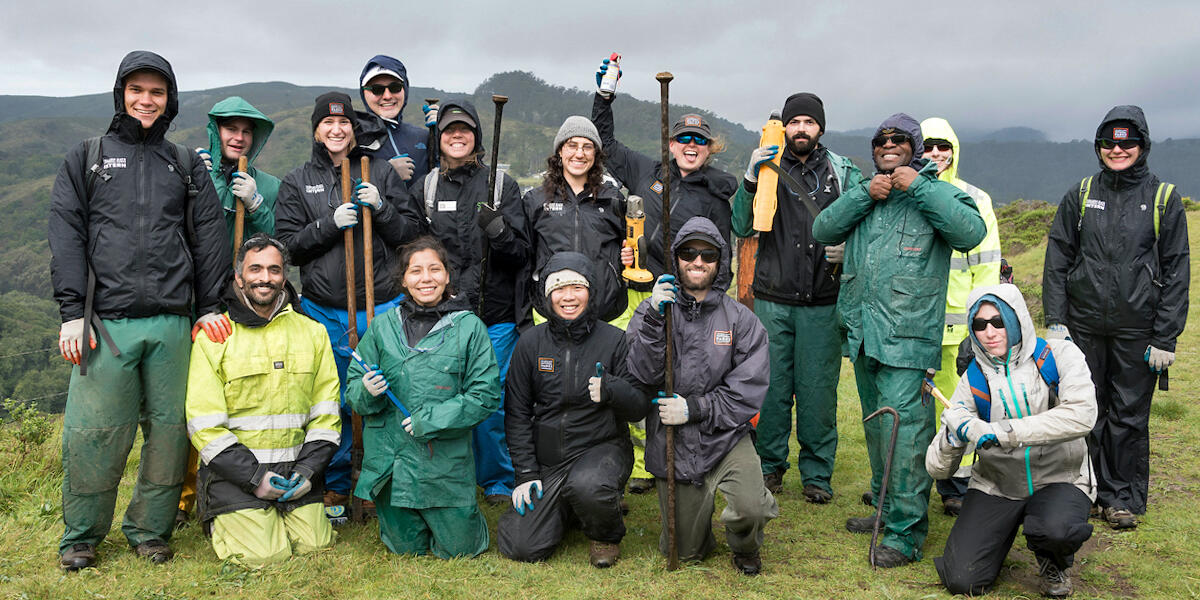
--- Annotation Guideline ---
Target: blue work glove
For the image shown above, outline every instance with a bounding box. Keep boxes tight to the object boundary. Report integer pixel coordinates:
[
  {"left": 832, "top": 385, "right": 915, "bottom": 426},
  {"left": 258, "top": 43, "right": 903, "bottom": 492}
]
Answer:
[
  {"left": 595, "top": 58, "right": 621, "bottom": 93},
  {"left": 252, "top": 471, "right": 292, "bottom": 501},
  {"left": 195, "top": 148, "right": 213, "bottom": 172},
  {"left": 650, "top": 274, "right": 677, "bottom": 314},
  {"left": 589, "top": 362, "right": 604, "bottom": 404},
  {"left": 653, "top": 391, "right": 689, "bottom": 425},
  {"left": 333, "top": 203, "right": 359, "bottom": 229},
  {"left": 353, "top": 180, "right": 383, "bottom": 211},
  {"left": 278, "top": 473, "right": 312, "bottom": 502},
  {"left": 512, "top": 480, "right": 543, "bottom": 516},
  {"left": 744, "top": 145, "right": 779, "bottom": 183},
  {"left": 422, "top": 104, "right": 438, "bottom": 128},
  {"left": 1145, "top": 345, "right": 1174, "bottom": 373}
]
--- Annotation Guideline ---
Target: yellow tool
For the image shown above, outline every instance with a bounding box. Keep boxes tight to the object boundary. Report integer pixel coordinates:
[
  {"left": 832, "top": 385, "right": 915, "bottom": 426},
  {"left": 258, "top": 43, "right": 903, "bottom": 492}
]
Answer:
[
  {"left": 623, "top": 195, "right": 653, "bottom": 283},
  {"left": 752, "top": 113, "right": 785, "bottom": 232}
]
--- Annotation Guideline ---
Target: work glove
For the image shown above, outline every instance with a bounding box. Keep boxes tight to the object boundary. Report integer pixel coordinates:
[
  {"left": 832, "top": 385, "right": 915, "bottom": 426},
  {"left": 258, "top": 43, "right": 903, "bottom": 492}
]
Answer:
[
  {"left": 58, "top": 318, "right": 96, "bottom": 365},
  {"left": 944, "top": 410, "right": 1000, "bottom": 449},
  {"left": 278, "top": 473, "right": 312, "bottom": 502},
  {"left": 195, "top": 148, "right": 213, "bottom": 172},
  {"left": 334, "top": 203, "right": 360, "bottom": 229},
  {"left": 940, "top": 421, "right": 965, "bottom": 449},
  {"left": 231, "top": 172, "right": 264, "bottom": 213},
  {"left": 353, "top": 180, "right": 383, "bottom": 211},
  {"left": 252, "top": 471, "right": 292, "bottom": 501},
  {"left": 824, "top": 242, "right": 845, "bottom": 264},
  {"left": 362, "top": 367, "right": 390, "bottom": 397},
  {"left": 595, "top": 58, "right": 621, "bottom": 95},
  {"left": 650, "top": 274, "right": 677, "bottom": 314},
  {"left": 1145, "top": 345, "right": 1175, "bottom": 373},
  {"left": 422, "top": 104, "right": 438, "bottom": 128},
  {"left": 868, "top": 174, "right": 893, "bottom": 201},
  {"left": 476, "top": 203, "right": 505, "bottom": 238},
  {"left": 388, "top": 154, "right": 415, "bottom": 181},
  {"left": 744, "top": 145, "right": 779, "bottom": 183},
  {"left": 654, "top": 392, "right": 689, "bottom": 425},
  {"left": 1045, "top": 323, "right": 1072, "bottom": 342},
  {"left": 588, "top": 363, "right": 604, "bottom": 404},
  {"left": 512, "top": 480, "right": 543, "bottom": 515},
  {"left": 402, "top": 416, "right": 415, "bottom": 435},
  {"left": 192, "top": 312, "right": 232, "bottom": 343}
]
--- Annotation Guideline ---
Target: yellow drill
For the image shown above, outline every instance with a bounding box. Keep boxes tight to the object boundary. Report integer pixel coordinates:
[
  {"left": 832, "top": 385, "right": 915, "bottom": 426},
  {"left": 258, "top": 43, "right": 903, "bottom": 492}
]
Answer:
[{"left": 623, "top": 195, "right": 654, "bottom": 283}]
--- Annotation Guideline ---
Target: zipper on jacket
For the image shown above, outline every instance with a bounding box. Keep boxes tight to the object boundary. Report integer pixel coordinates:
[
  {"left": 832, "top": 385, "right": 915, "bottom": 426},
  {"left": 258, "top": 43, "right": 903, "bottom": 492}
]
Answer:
[
  {"left": 136, "top": 144, "right": 146, "bottom": 303},
  {"left": 563, "top": 347, "right": 573, "bottom": 457}
]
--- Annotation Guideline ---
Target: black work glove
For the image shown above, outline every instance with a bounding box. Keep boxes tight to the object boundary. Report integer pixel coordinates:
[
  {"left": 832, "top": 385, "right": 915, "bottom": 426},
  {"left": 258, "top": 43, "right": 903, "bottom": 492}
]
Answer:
[{"left": 476, "top": 203, "right": 506, "bottom": 238}]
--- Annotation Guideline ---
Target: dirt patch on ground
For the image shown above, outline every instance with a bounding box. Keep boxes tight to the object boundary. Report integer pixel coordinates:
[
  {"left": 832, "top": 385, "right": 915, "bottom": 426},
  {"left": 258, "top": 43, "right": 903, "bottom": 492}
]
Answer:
[{"left": 998, "top": 525, "right": 1138, "bottom": 599}]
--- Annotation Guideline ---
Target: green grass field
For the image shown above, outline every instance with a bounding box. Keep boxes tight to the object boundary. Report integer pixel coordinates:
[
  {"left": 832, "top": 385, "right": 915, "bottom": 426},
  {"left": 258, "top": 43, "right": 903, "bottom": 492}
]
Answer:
[{"left": 2, "top": 213, "right": 1198, "bottom": 599}]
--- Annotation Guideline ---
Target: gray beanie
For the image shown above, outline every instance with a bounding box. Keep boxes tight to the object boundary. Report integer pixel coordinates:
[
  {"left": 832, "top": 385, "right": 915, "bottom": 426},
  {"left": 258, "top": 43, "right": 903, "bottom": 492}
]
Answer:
[{"left": 553, "top": 116, "right": 602, "bottom": 151}]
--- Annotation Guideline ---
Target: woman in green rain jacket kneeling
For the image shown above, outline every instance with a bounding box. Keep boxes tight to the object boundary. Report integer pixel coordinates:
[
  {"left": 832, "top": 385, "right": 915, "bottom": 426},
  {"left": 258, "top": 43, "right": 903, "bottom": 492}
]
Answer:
[{"left": 346, "top": 236, "right": 501, "bottom": 557}]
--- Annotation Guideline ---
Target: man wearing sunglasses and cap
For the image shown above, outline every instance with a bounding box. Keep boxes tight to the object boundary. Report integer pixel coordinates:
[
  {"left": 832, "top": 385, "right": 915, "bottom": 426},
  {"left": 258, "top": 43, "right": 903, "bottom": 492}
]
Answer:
[
  {"left": 358, "top": 55, "right": 432, "bottom": 184},
  {"left": 812, "top": 113, "right": 985, "bottom": 567},
  {"left": 1043, "top": 106, "right": 1189, "bottom": 531}
]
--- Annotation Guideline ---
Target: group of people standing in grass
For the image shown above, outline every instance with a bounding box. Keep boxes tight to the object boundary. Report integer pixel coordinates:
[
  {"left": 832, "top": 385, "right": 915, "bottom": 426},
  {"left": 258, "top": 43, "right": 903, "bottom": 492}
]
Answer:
[{"left": 49, "top": 49, "right": 1187, "bottom": 599}]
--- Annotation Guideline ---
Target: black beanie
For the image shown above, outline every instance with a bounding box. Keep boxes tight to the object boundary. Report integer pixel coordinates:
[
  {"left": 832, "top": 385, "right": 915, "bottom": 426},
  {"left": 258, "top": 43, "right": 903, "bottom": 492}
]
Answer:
[
  {"left": 311, "top": 92, "right": 359, "bottom": 131},
  {"left": 782, "top": 92, "right": 825, "bottom": 132},
  {"left": 1099, "top": 119, "right": 1143, "bottom": 144}
]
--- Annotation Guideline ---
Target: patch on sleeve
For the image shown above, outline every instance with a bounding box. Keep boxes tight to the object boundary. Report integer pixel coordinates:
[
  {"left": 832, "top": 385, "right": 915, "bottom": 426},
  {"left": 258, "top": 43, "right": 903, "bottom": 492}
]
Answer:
[
  {"left": 650, "top": 181, "right": 664, "bottom": 194},
  {"left": 713, "top": 330, "right": 733, "bottom": 346},
  {"left": 538, "top": 357, "right": 555, "bottom": 372}
]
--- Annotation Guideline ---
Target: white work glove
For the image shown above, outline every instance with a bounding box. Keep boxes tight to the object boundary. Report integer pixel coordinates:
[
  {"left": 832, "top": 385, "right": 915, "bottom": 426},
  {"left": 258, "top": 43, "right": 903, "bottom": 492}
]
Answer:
[
  {"left": 353, "top": 180, "right": 383, "bottom": 211},
  {"left": 943, "top": 405, "right": 1000, "bottom": 450},
  {"left": 744, "top": 145, "right": 779, "bottom": 183},
  {"left": 1145, "top": 345, "right": 1175, "bottom": 373},
  {"left": 195, "top": 148, "right": 213, "bottom": 172},
  {"left": 334, "top": 203, "right": 359, "bottom": 229},
  {"left": 387, "top": 154, "right": 415, "bottom": 181},
  {"left": 1046, "top": 323, "right": 1072, "bottom": 342},
  {"left": 191, "top": 312, "right": 232, "bottom": 343},
  {"left": 589, "top": 363, "right": 604, "bottom": 404},
  {"left": 512, "top": 480, "right": 543, "bottom": 516},
  {"left": 278, "top": 473, "right": 312, "bottom": 502},
  {"left": 940, "top": 421, "right": 965, "bottom": 449},
  {"left": 650, "top": 274, "right": 677, "bottom": 315},
  {"left": 362, "top": 367, "right": 389, "bottom": 397},
  {"left": 422, "top": 104, "right": 439, "bottom": 128},
  {"left": 252, "top": 471, "right": 291, "bottom": 501},
  {"left": 58, "top": 317, "right": 96, "bottom": 365},
  {"left": 231, "top": 171, "right": 264, "bottom": 213},
  {"left": 824, "top": 243, "right": 845, "bottom": 264},
  {"left": 654, "top": 392, "right": 689, "bottom": 425},
  {"left": 402, "top": 416, "right": 415, "bottom": 435}
]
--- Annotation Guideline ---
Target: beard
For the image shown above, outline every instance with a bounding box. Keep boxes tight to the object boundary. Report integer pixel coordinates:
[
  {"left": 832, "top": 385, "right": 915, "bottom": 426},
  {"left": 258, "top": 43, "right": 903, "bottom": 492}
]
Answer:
[
  {"left": 680, "top": 267, "right": 717, "bottom": 293},
  {"left": 788, "top": 133, "right": 818, "bottom": 156},
  {"left": 244, "top": 282, "right": 282, "bottom": 307}
]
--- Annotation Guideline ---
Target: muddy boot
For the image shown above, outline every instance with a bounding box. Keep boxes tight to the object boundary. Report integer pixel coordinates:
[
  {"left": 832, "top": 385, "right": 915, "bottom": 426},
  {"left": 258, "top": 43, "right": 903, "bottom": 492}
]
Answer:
[
  {"left": 870, "top": 544, "right": 912, "bottom": 568},
  {"left": 1037, "top": 556, "right": 1072, "bottom": 598},
  {"left": 942, "top": 497, "right": 963, "bottom": 517},
  {"left": 59, "top": 543, "right": 96, "bottom": 571},
  {"left": 803, "top": 484, "right": 832, "bottom": 504},
  {"left": 763, "top": 470, "right": 784, "bottom": 495},
  {"left": 134, "top": 539, "right": 173, "bottom": 564},
  {"left": 732, "top": 551, "right": 762, "bottom": 575},
  {"left": 628, "top": 477, "right": 655, "bottom": 494},
  {"left": 845, "top": 515, "right": 879, "bottom": 534},
  {"left": 1102, "top": 507, "right": 1138, "bottom": 530},
  {"left": 589, "top": 541, "right": 620, "bottom": 568}
]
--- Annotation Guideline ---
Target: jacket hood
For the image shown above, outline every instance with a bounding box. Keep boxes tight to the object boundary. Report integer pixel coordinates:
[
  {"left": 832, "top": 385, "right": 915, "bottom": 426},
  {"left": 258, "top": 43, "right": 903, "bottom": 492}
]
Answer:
[
  {"left": 206, "top": 96, "right": 275, "bottom": 165},
  {"left": 437, "top": 100, "right": 486, "bottom": 158},
  {"left": 539, "top": 251, "right": 599, "bottom": 335},
  {"left": 873, "top": 113, "right": 925, "bottom": 171},
  {"left": 1095, "top": 105, "right": 1150, "bottom": 178},
  {"left": 967, "top": 284, "right": 1037, "bottom": 366},
  {"left": 358, "top": 55, "right": 410, "bottom": 120},
  {"left": 920, "top": 117, "right": 959, "bottom": 182},
  {"left": 671, "top": 216, "right": 731, "bottom": 293},
  {"left": 111, "top": 51, "right": 178, "bottom": 138}
]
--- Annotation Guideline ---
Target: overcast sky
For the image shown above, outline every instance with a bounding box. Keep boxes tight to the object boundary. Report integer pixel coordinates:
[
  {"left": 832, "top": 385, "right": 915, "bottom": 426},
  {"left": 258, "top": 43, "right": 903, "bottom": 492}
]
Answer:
[{"left": 4, "top": 0, "right": 1199, "bottom": 141}]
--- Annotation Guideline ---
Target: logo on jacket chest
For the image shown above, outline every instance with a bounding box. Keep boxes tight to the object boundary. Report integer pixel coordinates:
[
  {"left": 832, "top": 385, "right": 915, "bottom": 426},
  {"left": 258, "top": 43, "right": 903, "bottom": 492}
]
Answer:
[
  {"left": 538, "top": 357, "right": 555, "bottom": 372},
  {"left": 305, "top": 184, "right": 325, "bottom": 194},
  {"left": 1084, "top": 199, "right": 1105, "bottom": 211},
  {"left": 714, "top": 330, "right": 733, "bottom": 346},
  {"left": 545, "top": 202, "right": 564, "bottom": 212},
  {"left": 102, "top": 157, "right": 127, "bottom": 169},
  {"left": 650, "top": 181, "right": 664, "bottom": 194}
]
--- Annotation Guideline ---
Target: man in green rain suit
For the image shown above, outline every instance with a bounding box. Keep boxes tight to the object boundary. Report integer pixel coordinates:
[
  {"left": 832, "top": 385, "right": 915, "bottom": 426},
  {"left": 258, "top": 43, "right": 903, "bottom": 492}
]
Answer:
[
  {"left": 812, "top": 113, "right": 984, "bottom": 568},
  {"left": 196, "top": 96, "right": 281, "bottom": 241}
]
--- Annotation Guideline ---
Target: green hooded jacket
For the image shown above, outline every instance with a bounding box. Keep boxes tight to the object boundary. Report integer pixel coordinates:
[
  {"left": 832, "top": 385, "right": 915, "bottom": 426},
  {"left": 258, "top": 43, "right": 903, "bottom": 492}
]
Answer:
[{"left": 205, "top": 96, "right": 281, "bottom": 242}]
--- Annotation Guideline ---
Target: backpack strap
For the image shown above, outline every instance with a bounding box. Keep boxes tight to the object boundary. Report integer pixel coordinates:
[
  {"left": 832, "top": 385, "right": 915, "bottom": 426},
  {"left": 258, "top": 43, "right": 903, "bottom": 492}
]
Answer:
[
  {"left": 1076, "top": 176, "right": 1093, "bottom": 231},
  {"left": 83, "top": 136, "right": 106, "bottom": 197},
  {"left": 965, "top": 360, "right": 992, "bottom": 422},
  {"left": 1154, "top": 182, "right": 1174, "bottom": 240}
]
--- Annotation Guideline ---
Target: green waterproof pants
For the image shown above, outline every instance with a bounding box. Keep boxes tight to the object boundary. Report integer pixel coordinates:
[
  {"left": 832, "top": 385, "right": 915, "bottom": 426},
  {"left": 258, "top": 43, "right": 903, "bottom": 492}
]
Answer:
[
  {"left": 852, "top": 351, "right": 935, "bottom": 560},
  {"left": 374, "top": 484, "right": 489, "bottom": 559},
  {"left": 753, "top": 300, "right": 841, "bottom": 492},
  {"left": 60, "top": 315, "right": 191, "bottom": 553}
]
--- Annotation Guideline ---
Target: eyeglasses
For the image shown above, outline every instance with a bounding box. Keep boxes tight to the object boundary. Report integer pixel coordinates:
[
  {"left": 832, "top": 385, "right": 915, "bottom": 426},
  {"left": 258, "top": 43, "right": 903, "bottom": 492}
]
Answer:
[
  {"left": 676, "top": 247, "right": 720, "bottom": 263},
  {"left": 362, "top": 82, "right": 404, "bottom": 96},
  {"left": 1098, "top": 138, "right": 1140, "bottom": 150},
  {"left": 674, "top": 134, "right": 709, "bottom": 146},
  {"left": 562, "top": 140, "right": 596, "bottom": 154},
  {"left": 872, "top": 133, "right": 910, "bottom": 147},
  {"left": 970, "top": 316, "right": 1006, "bottom": 331},
  {"left": 924, "top": 142, "right": 952, "bottom": 152}
]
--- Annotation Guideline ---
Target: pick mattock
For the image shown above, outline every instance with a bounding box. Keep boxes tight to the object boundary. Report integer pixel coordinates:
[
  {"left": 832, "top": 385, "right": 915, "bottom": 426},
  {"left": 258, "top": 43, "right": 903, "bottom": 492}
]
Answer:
[
  {"left": 478, "top": 94, "right": 508, "bottom": 314},
  {"left": 656, "top": 70, "right": 679, "bottom": 572},
  {"left": 233, "top": 155, "right": 248, "bottom": 265},
  {"left": 863, "top": 405, "right": 899, "bottom": 569},
  {"left": 425, "top": 97, "right": 440, "bottom": 172}
]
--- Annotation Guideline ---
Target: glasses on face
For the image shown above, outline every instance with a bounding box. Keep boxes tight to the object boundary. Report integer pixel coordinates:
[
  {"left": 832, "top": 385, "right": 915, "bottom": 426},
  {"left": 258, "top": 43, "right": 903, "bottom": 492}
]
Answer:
[
  {"left": 676, "top": 247, "right": 720, "bottom": 263},
  {"left": 872, "top": 133, "right": 910, "bottom": 147},
  {"left": 674, "top": 134, "right": 709, "bottom": 146},
  {"left": 924, "top": 142, "right": 952, "bottom": 152},
  {"left": 563, "top": 141, "right": 595, "bottom": 154},
  {"left": 1098, "top": 138, "right": 1140, "bottom": 150},
  {"left": 971, "top": 316, "right": 1005, "bottom": 331},
  {"left": 362, "top": 82, "right": 403, "bottom": 96}
]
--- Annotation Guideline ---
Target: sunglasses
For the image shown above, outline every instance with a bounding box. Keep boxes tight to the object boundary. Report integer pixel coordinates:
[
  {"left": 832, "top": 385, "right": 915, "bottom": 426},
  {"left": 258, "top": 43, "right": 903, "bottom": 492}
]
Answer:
[
  {"left": 362, "top": 82, "right": 404, "bottom": 95},
  {"left": 676, "top": 247, "right": 720, "bottom": 263},
  {"left": 1098, "top": 138, "right": 1140, "bottom": 150},
  {"left": 924, "top": 142, "right": 952, "bottom": 152},
  {"left": 971, "top": 316, "right": 1006, "bottom": 331},
  {"left": 872, "top": 133, "right": 911, "bottom": 147},
  {"left": 674, "top": 134, "right": 709, "bottom": 146}
]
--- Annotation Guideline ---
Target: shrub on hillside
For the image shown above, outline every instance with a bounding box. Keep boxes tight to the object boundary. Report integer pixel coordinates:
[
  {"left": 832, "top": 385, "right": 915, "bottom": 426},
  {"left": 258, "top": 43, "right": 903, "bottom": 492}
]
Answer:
[{"left": 996, "top": 200, "right": 1056, "bottom": 255}]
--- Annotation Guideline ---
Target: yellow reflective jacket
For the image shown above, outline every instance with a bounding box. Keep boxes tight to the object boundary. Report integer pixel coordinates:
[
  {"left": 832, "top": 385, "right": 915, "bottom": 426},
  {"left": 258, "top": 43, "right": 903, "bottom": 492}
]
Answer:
[{"left": 921, "top": 118, "right": 1003, "bottom": 345}]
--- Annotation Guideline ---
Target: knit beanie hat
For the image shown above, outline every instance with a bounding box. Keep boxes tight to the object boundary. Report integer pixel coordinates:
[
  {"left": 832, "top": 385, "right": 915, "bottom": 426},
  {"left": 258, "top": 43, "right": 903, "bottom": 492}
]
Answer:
[
  {"left": 311, "top": 92, "right": 359, "bottom": 131},
  {"left": 782, "top": 92, "right": 826, "bottom": 132},
  {"left": 544, "top": 269, "right": 589, "bottom": 296},
  {"left": 554, "top": 116, "right": 602, "bottom": 151}
]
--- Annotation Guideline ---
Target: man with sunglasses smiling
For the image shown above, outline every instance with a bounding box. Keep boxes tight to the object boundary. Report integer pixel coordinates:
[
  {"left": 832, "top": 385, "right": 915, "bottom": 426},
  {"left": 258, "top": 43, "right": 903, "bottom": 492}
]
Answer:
[
  {"left": 357, "top": 55, "right": 431, "bottom": 184},
  {"left": 813, "top": 113, "right": 985, "bottom": 567},
  {"left": 1043, "top": 106, "right": 1190, "bottom": 531}
]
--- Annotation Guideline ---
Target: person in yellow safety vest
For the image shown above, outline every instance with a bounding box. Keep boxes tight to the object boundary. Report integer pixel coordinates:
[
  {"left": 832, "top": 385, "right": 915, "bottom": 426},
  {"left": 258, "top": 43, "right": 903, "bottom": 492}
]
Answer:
[
  {"left": 919, "top": 118, "right": 1002, "bottom": 517},
  {"left": 186, "top": 234, "right": 341, "bottom": 566}
]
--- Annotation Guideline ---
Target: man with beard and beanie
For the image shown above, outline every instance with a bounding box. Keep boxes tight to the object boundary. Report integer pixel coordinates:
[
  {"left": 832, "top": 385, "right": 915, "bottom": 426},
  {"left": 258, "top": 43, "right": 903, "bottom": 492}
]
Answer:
[
  {"left": 812, "top": 113, "right": 985, "bottom": 567},
  {"left": 50, "top": 51, "right": 232, "bottom": 570},
  {"left": 413, "top": 101, "right": 530, "bottom": 505},
  {"left": 919, "top": 117, "right": 1003, "bottom": 517},
  {"left": 626, "top": 216, "right": 778, "bottom": 576},
  {"left": 186, "top": 234, "right": 340, "bottom": 566},
  {"left": 358, "top": 55, "right": 432, "bottom": 184},
  {"left": 731, "top": 92, "right": 864, "bottom": 503},
  {"left": 499, "top": 252, "right": 649, "bottom": 568},
  {"left": 1043, "top": 106, "right": 1189, "bottom": 530}
]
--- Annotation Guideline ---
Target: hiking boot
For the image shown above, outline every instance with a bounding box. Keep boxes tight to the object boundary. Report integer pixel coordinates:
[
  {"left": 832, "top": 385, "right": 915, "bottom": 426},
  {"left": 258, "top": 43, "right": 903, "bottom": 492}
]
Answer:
[
  {"left": 845, "top": 515, "right": 880, "bottom": 534},
  {"left": 628, "top": 477, "right": 655, "bottom": 494},
  {"left": 763, "top": 470, "right": 784, "bottom": 495},
  {"left": 1037, "top": 556, "right": 1072, "bottom": 597},
  {"left": 1088, "top": 504, "right": 1102, "bottom": 520},
  {"left": 324, "top": 490, "right": 349, "bottom": 507},
  {"left": 803, "top": 484, "right": 832, "bottom": 504},
  {"left": 1103, "top": 506, "right": 1138, "bottom": 530},
  {"left": 861, "top": 490, "right": 875, "bottom": 507},
  {"left": 175, "top": 508, "right": 191, "bottom": 531},
  {"left": 134, "top": 539, "right": 174, "bottom": 564},
  {"left": 942, "top": 497, "right": 963, "bottom": 517},
  {"left": 59, "top": 543, "right": 96, "bottom": 571},
  {"left": 589, "top": 541, "right": 620, "bottom": 568},
  {"left": 485, "top": 494, "right": 510, "bottom": 506},
  {"left": 619, "top": 500, "right": 630, "bottom": 515},
  {"left": 731, "top": 551, "right": 762, "bottom": 575},
  {"left": 870, "top": 544, "right": 912, "bottom": 568}
]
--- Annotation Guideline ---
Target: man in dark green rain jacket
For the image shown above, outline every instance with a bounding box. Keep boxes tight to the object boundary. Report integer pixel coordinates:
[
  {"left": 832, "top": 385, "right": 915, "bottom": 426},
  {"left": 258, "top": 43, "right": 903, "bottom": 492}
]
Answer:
[{"left": 196, "top": 96, "right": 281, "bottom": 242}]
